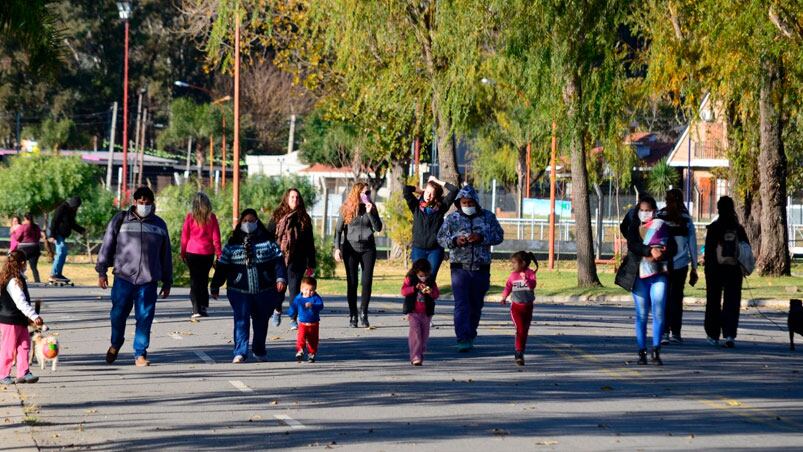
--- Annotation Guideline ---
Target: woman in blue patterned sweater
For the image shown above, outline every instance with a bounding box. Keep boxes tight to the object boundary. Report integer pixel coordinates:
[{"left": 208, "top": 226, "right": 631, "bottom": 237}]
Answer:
[{"left": 211, "top": 209, "right": 287, "bottom": 363}]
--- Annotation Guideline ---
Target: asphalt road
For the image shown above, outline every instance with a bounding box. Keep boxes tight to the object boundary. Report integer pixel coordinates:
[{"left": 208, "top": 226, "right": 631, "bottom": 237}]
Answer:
[{"left": 1, "top": 284, "right": 801, "bottom": 451}]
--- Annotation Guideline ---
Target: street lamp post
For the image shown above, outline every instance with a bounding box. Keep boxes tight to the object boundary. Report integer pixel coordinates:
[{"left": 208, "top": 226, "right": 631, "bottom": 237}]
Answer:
[
  {"left": 232, "top": 10, "right": 241, "bottom": 228},
  {"left": 117, "top": 1, "right": 131, "bottom": 205}
]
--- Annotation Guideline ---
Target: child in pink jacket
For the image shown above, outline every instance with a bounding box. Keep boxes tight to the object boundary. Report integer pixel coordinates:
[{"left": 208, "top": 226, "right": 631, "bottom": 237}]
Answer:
[{"left": 500, "top": 251, "right": 538, "bottom": 366}]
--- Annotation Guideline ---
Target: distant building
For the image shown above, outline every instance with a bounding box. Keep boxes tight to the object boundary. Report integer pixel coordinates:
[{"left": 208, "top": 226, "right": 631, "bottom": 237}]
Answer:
[{"left": 666, "top": 93, "right": 729, "bottom": 219}]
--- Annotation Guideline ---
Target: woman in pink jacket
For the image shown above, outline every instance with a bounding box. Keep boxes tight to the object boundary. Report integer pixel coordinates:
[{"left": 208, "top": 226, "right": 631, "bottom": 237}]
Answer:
[{"left": 181, "top": 192, "right": 222, "bottom": 319}]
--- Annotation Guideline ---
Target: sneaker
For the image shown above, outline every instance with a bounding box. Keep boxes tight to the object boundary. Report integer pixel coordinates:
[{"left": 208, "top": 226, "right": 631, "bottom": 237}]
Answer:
[
  {"left": 669, "top": 335, "right": 683, "bottom": 344},
  {"left": 456, "top": 341, "right": 472, "bottom": 353},
  {"left": 412, "top": 359, "right": 423, "bottom": 366},
  {"left": 661, "top": 333, "right": 670, "bottom": 345},
  {"left": 289, "top": 319, "right": 298, "bottom": 330},
  {"left": 515, "top": 351, "right": 525, "bottom": 366},
  {"left": 0, "top": 376, "right": 15, "bottom": 385},
  {"left": 253, "top": 353, "right": 268, "bottom": 362},
  {"left": 105, "top": 346, "right": 119, "bottom": 364},
  {"left": 706, "top": 337, "right": 720, "bottom": 347},
  {"left": 271, "top": 310, "right": 282, "bottom": 327},
  {"left": 15, "top": 372, "right": 39, "bottom": 384},
  {"left": 360, "top": 314, "right": 370, "bottom": 328},
  {"left": 308, "top": 354, "right": 316, "bottom": 363},
  {"left": 135, "top": 355, "right": 150, "bottom": 367},
  {"left": 349, "top": 315, "right": 358, "bottom": 328},
  {"left": 232, "top": 355, "right": 246, "bottom": 364},
  {"left": 723, "top": 337, "right": 735, "bottom": 348},
  {"left": 191, "top": 313, "right": 202, "bottom": 320},
  {"left": 295, "top": 351, "right": 304, "bottom": 362}
]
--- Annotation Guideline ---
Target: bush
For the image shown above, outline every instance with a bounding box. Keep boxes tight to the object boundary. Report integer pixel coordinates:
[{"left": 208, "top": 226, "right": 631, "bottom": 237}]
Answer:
[{"left": 315, "top": 237, "right": 336, "bottom": 279}]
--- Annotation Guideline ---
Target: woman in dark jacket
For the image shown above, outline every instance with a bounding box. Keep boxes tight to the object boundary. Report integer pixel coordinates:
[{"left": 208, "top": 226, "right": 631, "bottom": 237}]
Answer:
[
  {"left": 334, "top": 182, "right": 383, "bottom": 328},
  {"left": 210, "top": 209, "right": 287, "bottom": 363},
  {"left": 403, "top": 176, "right": 458, "bottom": 280},
  {"left": 615, "top": 196, "right": 675, "bottom": 365},
  {"left": 266, "top": 188, "right": 316, "bottom": 330},
  {"left": 703, "top": 196, "right": 748, "bottom": 348}
]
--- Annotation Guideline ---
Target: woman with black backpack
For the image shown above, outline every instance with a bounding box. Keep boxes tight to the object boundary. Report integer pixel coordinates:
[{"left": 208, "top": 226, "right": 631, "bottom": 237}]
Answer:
[{"left": 703, "top": 196, "right": 749, "bottom": 348}]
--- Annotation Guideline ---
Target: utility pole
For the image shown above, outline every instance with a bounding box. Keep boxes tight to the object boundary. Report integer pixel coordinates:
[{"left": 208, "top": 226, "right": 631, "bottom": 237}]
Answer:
[
  {"left": 106, "top": 102, "right": 118, "bottom": 191},
  {"left": 287, "top": 113, "right": 296, "bottom": 155},
  {"left": 222, "top": 114, "right": 227, "bottom": 188},
  {"left": 131, "top": 91, "right": 144, "bottom": 190},
  {"left": 185, "top": 137, "right": 193, "bottom": 178},
  {"left": 137, "top": 108, "right": 147, "bottom": 186},
  {"left": 209, "top": 134, "right": 214, "bottom": 187}
]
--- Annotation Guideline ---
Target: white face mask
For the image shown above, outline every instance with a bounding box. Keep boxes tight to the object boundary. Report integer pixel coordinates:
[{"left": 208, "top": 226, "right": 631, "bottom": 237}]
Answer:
[
  {"left": 417, "top": 275, "right": 427, "bottom": 282},
  {"left": 136, "top": 204, "right": 153, "bottom": 217},
  {"left": 240, "top": 221, "right": 257, "bottom": 234},
  {"left": 638, "top": 211, "right": 653, "bottom": 223},
  {"left": 461, "top": 206, "right": 477, "bottom": 216}
]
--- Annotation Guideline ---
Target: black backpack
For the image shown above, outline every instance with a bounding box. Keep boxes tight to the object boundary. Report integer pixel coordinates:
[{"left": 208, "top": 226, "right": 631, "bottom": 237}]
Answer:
[{"left": 716, "top": 229, "right": 740, "bottom": 266}]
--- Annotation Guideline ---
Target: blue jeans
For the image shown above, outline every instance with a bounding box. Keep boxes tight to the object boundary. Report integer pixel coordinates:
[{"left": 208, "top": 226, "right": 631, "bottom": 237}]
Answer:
[
  {"left": 51, "top": 236, "right": 68, "bottom": 276},
  {"left": 451, "top": 268, "right": 490, "bottom": 342},
  {"left": 632, "top": 274, "right": 668, "bottom": 350},
  {"left": 110, "top": 278, "right": 158, "bottom": 358},
  {"left": 228, "top": 291, "right": 279, "bottom": 358},
  {"left": 411, "top": 247, "right": 445, "bottom": 280}
]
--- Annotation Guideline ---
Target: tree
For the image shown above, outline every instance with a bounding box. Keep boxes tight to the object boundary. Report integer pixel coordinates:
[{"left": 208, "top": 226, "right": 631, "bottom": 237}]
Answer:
[
  {"left": 38, "top": 117, "right": 74, "bottom": 153},
  {"left": 0, "top": 155, "right": 99, "bottom": 216},
  {"left": 76, "top": 185, "right": 119, "bottom": 261},
  {"left": 647, "top": 158, "right": 679, "bottom": 196},
  {"left": 0, "top": 0, "right": 62, "bottom": 76}
]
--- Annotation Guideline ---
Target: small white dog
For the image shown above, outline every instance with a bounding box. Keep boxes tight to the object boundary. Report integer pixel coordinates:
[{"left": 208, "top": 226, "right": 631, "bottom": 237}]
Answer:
[{"left": 30, "top": 332, "right": 59, "bottom": 371}]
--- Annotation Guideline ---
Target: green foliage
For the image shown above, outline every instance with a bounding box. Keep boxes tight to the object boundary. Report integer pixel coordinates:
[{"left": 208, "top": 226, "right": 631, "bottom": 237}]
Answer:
[
  {"left": 647, "top": 158, "right": 679, "bottom": 196},
  {"left": 0, "top": 155, "right": 99, "bottom": 216},
  {"left": 38, "top": 117, "right": 74, "bottom": 152},
  {"left": 382, "top": 185, "right": 414, "bottom": 262},
  {"left": 76, "top": 185, "right": 119, "bottom": 239}
]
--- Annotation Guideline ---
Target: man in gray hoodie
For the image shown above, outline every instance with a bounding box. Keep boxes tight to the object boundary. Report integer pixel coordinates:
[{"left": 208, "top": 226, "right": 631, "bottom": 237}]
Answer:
[{"left": 96, "top": 186, "right": 173, "bottom": 367}]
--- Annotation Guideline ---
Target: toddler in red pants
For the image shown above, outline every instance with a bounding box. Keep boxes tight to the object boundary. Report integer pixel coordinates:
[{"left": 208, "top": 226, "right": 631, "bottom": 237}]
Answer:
[
  {"left": 401, "top": 259, "right": 440, "bottom": 366},
  {"left": 500, "top": 251, "right": 538, "bottom": 366},
  {"left": 0, "top": 250, "right": 45, "bottom": 385},
  {"left": 288, "top": 277, "right": 324, "bottom": 363}
]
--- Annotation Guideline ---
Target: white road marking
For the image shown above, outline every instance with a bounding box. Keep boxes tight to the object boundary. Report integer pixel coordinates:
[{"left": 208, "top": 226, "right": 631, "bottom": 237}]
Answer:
[
  {"left": 194, "top": 351, "right": 215, "bottom": 364},
  {"left": 170, "top": 333, "right": 183, "bottom": 340},
  {"left": 229, "top": 380, "right": 253, "bottom": 393},
  {"left": 274, "top": 414, "right": 306, "bottom": 429}
]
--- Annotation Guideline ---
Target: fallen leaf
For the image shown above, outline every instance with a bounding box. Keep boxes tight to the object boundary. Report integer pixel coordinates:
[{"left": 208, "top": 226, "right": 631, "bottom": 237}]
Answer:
[
  {"left": 536, "top": 440, "right": 559, "bottom": 446},
  {"left": 600, "top": 385, "right": 614, "bottom": 391},
  {"left": 492, "top": 428, "right": 510, "bottom": 436}
]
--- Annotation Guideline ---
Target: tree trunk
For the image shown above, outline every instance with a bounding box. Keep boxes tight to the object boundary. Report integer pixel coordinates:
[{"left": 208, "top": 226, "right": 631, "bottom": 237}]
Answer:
[
  {"left": 756, "top": 57, "right": 790, "bottom": 276},
  {"left": 736, "top": 188, "right": 762, "bottom": 258},
  {"left": 432, "top": 94, "right": 460, "bottom": 186},
  {"left": 195, "top": 139, "right": 204, "bottom": 182},
  {"left": 516, "top": 144, "right": 527, "bottom": 218},
  {"left": 564, "top": 73, "right": 600, "bottom": 287}
]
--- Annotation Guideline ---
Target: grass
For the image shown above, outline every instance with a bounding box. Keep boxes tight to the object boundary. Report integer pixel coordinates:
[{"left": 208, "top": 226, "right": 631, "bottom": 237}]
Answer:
[{"left": 42, "top": 257, "right": 803, "bottom": 300}]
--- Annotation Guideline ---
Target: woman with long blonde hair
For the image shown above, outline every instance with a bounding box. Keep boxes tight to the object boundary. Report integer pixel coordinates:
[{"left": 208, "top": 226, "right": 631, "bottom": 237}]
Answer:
[
  {"left": 180, "top": 192, "right": 222, "bottom": 319},
  {"left": 334, "top": 182, "right": 383, "bottom": 328}
]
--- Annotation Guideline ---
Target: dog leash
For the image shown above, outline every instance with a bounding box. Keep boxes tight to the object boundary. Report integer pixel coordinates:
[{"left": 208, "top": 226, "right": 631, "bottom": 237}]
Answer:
[{"left": 744, "top": 277, "right": 787, "bottom": 333}]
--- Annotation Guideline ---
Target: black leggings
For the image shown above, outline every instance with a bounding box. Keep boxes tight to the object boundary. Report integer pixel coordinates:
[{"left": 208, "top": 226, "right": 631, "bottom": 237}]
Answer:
[
  {"left": 664, "top": 265, "right": 688, "bottom": 337},
  {"left": 186, "top": 253, "right": 214, "bottom": 314},
  {"left": 18, "top": 244, "right": 41, "bottom": 283},
  {"left": 342, "top": 243, "right": 376, "bottom": 317},
  {"left": 281, "top": 265, "right": 305, "bottom": 317}
]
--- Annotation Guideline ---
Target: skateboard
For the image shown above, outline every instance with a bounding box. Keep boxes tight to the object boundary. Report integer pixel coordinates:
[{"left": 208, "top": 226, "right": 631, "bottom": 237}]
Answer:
[{"left": 47, "top": 280, "right": 74, "bottom": 287}]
